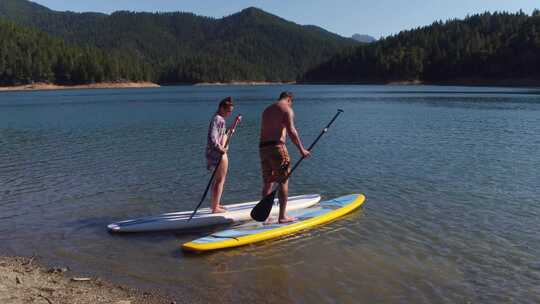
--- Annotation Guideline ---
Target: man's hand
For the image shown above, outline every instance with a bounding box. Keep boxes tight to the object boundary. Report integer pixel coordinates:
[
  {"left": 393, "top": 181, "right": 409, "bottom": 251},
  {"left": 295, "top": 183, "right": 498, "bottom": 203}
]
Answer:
[{"left": 300, "top": 148, "right": 311, "bottom": 158}]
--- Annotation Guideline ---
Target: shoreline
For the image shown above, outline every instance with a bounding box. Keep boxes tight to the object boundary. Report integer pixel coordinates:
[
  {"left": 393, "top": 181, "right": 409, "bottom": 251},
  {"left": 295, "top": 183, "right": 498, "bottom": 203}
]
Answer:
[
  {"left": 0, "top": 255, "right": 172, "bottom": 304},
  {"left": 0, "top": 81, "right": 293, "bottom": 92},
  {"left": 300, "top": 78, "right": 540, "bottom": 88},
  {"left": 1, "top": 78, "right": 539, "bottom": 92},
  {"left": 424, "top": 78, "right": 540, "bottom": 88},
  {"left": 0, "top": 82, "right": 160, "bottom": 92}
]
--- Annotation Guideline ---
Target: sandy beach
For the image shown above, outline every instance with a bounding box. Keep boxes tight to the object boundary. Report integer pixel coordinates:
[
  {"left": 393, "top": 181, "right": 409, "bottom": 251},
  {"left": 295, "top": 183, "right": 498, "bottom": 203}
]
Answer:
[
  {"left": 0, "top": 82, "right": 160, "bottom": 92},
  {"left": 0, "top": 256, "right": 172, "bottom": 304}
]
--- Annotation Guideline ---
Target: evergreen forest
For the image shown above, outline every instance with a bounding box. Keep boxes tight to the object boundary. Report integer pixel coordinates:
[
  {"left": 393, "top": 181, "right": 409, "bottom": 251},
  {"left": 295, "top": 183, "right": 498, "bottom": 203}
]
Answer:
[
  {"left": 0, "top": 0, "right": 356, "bottom": 85},
  {"left": 303, "top": 11, "right": 540, "bottom": 83},
  {"left": 1, "top": 0, "right": 539, "bottom": 86}
]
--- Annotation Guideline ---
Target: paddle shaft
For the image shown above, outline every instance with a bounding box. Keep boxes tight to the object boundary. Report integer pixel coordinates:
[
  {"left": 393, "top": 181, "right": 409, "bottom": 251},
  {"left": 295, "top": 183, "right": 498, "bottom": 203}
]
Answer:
[
  {"left": 188, "top": 115, "right": 241, "bottom": 221},
  {"left": 275, "top": 109, "right": 344, "bottom": 189}
]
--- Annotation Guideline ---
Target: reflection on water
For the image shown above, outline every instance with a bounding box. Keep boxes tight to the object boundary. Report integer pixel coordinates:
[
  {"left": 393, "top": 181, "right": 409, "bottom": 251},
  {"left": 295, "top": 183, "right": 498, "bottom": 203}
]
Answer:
[{"left": 1, "top": 85, "right": 540, "bottom": 303}]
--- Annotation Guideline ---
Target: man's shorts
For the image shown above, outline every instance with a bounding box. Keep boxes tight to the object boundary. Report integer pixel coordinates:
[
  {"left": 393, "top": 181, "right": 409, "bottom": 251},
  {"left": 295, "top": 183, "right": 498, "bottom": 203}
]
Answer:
[{"left": 259, "top": 142, "right": 290, "bottom": 184}]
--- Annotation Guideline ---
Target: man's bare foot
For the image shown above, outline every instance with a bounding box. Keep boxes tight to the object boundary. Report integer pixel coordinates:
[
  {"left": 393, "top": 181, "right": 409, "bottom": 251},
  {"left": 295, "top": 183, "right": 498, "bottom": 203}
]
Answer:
[
  {"left": 211, "top": 206, "right": 227, "bottom": 213},
  {"left": 278, "top": 216, "right": 297, "bottom": 224}
]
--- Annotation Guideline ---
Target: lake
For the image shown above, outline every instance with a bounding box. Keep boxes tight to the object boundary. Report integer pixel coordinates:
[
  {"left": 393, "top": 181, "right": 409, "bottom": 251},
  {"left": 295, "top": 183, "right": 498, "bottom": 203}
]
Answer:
[{"left": 1, "top": 85, "right": 540, "bottom": 303}]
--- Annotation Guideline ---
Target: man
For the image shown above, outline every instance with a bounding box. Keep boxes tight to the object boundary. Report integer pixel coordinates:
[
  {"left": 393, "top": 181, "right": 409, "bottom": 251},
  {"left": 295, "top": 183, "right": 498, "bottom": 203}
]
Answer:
[
  {"left": 259, "top": 91, "right": 310, "bottom": 223},
  {"left": 206, "top": 96, "right": 237, "bottom": 213}
]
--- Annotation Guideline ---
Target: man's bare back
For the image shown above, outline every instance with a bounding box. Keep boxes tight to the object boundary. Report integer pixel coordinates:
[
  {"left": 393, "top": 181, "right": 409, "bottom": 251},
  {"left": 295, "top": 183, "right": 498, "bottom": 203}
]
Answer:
[{"left": 260, "top": 100, "right": 290, "bottom": 143}]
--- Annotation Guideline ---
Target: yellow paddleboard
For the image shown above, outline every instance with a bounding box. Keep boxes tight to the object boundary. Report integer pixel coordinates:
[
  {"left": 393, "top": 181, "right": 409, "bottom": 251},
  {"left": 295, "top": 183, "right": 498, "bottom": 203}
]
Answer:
[{"left": 182, "top": 194, "right": 365, "bottom": 252}]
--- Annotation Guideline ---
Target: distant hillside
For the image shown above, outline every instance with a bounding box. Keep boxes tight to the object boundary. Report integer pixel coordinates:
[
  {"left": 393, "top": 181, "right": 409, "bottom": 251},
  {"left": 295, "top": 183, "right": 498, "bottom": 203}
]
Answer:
[
  {"left": 0, "top": 0, "right": 358, "bottom": 84},
  {"left": 351, "top": 34, "right": 376, "bottom": 43},
  {"left": 304, "top": 11, "right": 540, "bottom": 84},
  {"left": 0, "top": 18, "right": 150, "bottom": 86},
  {"left": 0, "top": 0, "right": 50, "bottom": 17}
]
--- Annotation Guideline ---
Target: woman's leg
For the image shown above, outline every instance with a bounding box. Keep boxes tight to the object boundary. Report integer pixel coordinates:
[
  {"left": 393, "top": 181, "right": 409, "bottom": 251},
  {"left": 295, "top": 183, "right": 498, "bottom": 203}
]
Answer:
[{"left": 211, "top": 154, "right": 228, "bottom": 213}]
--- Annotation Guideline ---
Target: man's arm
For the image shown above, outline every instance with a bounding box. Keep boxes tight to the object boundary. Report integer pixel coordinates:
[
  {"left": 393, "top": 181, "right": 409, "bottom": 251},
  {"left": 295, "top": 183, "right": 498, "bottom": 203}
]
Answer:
[{"left": 284, "top": 110, "right": 311, "bottom": 158}]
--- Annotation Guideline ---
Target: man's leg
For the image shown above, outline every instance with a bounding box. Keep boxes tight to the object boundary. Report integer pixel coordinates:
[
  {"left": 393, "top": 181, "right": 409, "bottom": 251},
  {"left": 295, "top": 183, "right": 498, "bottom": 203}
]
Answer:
[
  {"left": 260, "top": 148, "right": 273, "bottom": 198},
  {"left": 261, "top": 182, "right": 273, "bottom": 197},
  {"left": 278, "top": 180, "right": 295, "bottom": 223}
]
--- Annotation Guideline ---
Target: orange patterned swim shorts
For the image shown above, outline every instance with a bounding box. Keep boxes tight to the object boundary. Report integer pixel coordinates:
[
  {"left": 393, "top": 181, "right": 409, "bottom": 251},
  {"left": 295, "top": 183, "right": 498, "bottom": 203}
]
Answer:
[{"left": 259, "top": 142, "right": 290, "bottom": 184}]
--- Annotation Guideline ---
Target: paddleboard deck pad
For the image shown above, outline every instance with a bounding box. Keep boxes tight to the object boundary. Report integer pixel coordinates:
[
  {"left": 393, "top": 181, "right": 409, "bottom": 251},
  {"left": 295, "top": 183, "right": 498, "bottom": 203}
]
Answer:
[
  {"left": 182, "top": 193, "right": 365, "bottom": 252},
  {"left": 107, "top": 194, "right": 321, "bottom": 232}
]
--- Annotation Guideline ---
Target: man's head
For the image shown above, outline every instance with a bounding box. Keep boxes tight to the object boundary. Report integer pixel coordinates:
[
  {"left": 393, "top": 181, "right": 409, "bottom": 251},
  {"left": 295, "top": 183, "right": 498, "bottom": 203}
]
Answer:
[
  {"left": 279, "top": 91, "right": 293, "bottom": 105},
  {"left": 218, "top": 96, "right": 234, "bottom": 117}
]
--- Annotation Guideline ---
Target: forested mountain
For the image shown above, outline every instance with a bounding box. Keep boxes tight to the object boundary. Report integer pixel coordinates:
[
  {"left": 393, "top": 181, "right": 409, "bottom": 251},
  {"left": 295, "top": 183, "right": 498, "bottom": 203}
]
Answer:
[
  {"left": 0, "top": 0, "right": 51, "bottom": 18},
  {"left": 304, "top": 11, "right": 540, "bottom": 83},
  {"left": 0, "top": 0, "right": 357, "bottom": 84},
  {"left": 0, "top": 18, "right": 151, "bottom": 85},
  {"left": 3, "top": 0, "right": 537, "bottom": 86}
]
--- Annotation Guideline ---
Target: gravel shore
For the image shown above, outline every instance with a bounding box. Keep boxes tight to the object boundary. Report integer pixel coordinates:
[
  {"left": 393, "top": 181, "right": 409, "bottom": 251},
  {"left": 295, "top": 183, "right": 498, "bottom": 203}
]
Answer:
[{"left": 0, "top": 256, "right": 173, "bottom": 304}]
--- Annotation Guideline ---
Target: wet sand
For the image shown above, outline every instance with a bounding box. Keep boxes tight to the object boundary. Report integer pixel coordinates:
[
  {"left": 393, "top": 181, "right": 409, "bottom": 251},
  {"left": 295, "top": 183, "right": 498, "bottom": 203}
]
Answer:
[{"left": 0, "top": 256, "right": 173, "bottom": 304}]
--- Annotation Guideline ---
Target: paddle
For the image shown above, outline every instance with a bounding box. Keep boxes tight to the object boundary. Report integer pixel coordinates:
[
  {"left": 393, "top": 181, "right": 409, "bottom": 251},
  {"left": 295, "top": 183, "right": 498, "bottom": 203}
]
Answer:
[
  {"left": 188, "top": 114, "right": 242, "bottom": 221},
  {"left": 250, "top": 109, "right": 344, "bottom": 222}
]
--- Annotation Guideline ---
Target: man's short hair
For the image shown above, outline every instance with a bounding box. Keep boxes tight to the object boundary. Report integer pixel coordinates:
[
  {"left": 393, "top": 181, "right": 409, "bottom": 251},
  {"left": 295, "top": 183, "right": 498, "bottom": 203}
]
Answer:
[
  {"left": 218, "top": 96, "right": 234, "bottom": 110},
  {"left": 279, "top": 91, "right": 293, "bottom": 100}
]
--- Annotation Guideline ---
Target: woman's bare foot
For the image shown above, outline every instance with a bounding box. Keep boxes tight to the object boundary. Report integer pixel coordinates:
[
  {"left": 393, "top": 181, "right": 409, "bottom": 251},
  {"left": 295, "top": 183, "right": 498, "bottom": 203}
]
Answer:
[
  {"left": 278, "top": 216, "right": 297, "bottom": 224},
  {"left": 211, "top": 206, "right": 227, "bottom": 213},
  {"left": 264, "top": 216, "right": 276, "bottom": 225}
]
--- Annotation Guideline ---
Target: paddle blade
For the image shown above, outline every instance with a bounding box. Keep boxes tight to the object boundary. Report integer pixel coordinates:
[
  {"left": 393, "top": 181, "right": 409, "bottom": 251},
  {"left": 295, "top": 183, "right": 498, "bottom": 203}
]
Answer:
[{"left": 250, "top": 191, "right": 276, "bottom": 222}]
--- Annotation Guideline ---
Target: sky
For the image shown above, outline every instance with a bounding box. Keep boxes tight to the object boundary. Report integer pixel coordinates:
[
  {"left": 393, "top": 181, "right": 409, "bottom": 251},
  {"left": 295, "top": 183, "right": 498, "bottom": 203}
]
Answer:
[{"left": 32, "top": 0, "right": 539, "bottom": 38}]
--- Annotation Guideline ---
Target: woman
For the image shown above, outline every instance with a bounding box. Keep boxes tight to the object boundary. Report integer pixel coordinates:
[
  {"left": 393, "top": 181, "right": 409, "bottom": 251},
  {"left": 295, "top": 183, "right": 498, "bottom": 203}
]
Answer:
[{"left": 206, "top": 96, "right": 237, "bottom": 213}]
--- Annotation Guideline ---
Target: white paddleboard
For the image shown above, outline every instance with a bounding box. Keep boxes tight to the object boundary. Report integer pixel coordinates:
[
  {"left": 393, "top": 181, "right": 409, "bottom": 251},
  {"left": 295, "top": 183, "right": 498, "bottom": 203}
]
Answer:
[{"left": 107, "top": 194, "right": 321, "bottom": 232}]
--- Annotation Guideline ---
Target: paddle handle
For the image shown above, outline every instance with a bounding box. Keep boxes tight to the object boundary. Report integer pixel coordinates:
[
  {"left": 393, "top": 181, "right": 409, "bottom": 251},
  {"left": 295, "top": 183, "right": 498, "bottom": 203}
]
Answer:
[{"left": 222, "top": 115, "right": 242, "bottom": 148}]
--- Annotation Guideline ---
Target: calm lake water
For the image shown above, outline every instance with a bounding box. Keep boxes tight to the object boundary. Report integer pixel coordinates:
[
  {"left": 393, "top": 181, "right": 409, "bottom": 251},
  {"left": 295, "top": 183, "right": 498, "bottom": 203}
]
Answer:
[{"left": 1, "top": 85, "right": 540, "bottom": 303}]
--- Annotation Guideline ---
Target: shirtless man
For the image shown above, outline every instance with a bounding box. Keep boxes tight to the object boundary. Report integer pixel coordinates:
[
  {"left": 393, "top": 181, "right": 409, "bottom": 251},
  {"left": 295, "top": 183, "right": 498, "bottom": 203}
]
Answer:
[{"left": 259, "top": 92, "right": 310, "bottom": 223}]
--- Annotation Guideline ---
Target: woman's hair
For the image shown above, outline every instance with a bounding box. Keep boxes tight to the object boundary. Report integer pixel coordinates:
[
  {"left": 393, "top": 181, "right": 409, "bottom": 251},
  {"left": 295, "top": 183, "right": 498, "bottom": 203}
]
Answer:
[
  {"left": 279, "top": 91, "right": 293, "bottom": 100},
  {"left": 218, "top": 96, "right": 234, "bottom": 110}
]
